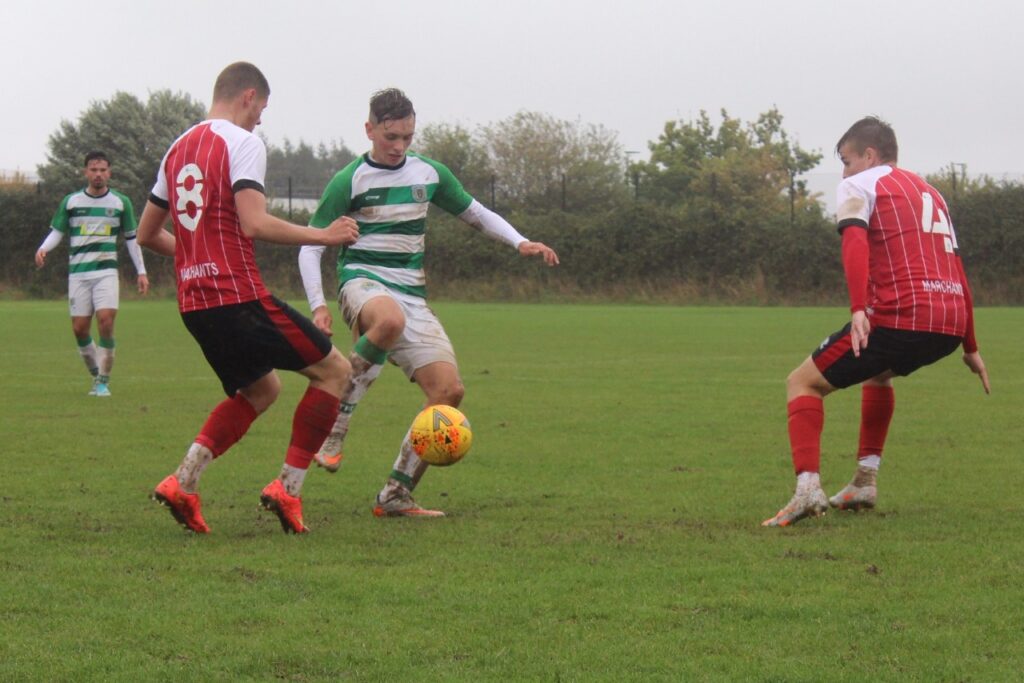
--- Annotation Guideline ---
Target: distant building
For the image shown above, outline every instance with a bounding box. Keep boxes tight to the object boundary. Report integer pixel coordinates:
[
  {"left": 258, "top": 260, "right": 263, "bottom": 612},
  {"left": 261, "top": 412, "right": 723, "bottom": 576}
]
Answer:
[
  {"left": 0, "top": 169, "right": 40, "bottom": 185},
  {"left": 268, "top": 197, "right": 319, "bottom": 214}
]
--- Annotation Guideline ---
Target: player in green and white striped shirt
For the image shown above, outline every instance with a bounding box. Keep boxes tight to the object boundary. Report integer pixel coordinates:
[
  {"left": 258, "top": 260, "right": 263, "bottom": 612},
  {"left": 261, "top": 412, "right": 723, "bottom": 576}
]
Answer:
[
  {"left": 35, "top": 152, "right": 149, "bottom": 396},
  {"left": 299, "top": 88, "right": 559, "bottom": 517}
]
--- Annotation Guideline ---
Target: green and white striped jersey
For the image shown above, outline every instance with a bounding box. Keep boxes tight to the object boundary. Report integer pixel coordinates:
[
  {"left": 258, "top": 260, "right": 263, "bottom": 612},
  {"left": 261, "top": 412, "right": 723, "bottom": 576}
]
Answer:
[
  {"left": 50, "top": 189, "right": 138, "bottom": 279},
  {"left": 310, "top": 153, "right": 474, "bottom": 299}
]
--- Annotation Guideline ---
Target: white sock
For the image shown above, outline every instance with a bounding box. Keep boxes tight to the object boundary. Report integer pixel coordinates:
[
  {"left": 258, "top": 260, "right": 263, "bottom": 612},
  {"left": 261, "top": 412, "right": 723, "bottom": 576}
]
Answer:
[
  {"left": 279, "top": 464, "right": 308, "bottom": 496},
  {"left": 381, "top": 429, "right": 422, "bottom": 499},
  {"left": 77, "top": 340, "right": 98, "bottom": 377},
  {"left": 321, "top": 355, "right": 383, "bottom": 451},
  {"left": 796, "top": 471, "right": 821, "bottom": 493},
  {"left": 97, "top": 343, "right": 115, "bottom": 382},
  {"left": 176, "top": 443, "right": 213, "bottom": 494},
  {"left": 858, "top": 454, "right": 881, "bottom": 470}
]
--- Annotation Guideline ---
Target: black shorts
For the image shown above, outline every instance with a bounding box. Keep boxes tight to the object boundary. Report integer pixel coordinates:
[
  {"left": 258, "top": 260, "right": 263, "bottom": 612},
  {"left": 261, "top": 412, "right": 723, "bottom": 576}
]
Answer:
[
  {"left": 811, "top": 323, "right": 962, "bottom": 389},
  {"left": 182, "top": 295, "right": 333, "bottom": 396}
]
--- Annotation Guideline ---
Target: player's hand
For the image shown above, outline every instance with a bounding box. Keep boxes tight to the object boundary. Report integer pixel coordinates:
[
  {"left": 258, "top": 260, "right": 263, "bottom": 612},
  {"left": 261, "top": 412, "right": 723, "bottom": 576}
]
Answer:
[
  {"left": 518, "top": 241, "right": 559, "bottom": 266},
  {"left": 850, "top": 310, "right": 870, "bottom": 357},
  {"left": 320, "top": 217, "right": 360, "bottom": 247},
  {"left": 34, "top": 249, "right": 47, "bottom": 268},
  {"left": 962, "top": 351, "right": 990, "bottom": 394},
  {"left": 312, "top": 305, "right": 333, "bottom": 336},
  {"left": 137, "top": 274, "right": 150, "bottom": 295}
]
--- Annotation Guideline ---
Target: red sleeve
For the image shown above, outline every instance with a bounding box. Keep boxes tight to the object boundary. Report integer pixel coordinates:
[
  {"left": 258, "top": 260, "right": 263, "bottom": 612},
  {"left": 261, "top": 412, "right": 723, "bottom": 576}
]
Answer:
[
  {"left": 956, "top": 256, "right": 978, "bottom": 353},
  {"left": 841, "top": 226, "right": 869, "bottom": 313}
]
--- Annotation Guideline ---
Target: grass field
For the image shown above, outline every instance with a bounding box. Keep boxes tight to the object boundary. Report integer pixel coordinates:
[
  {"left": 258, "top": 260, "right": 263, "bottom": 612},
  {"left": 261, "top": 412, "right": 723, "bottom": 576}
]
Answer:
[{"left": 1, "top": 300, "right": 1021, "bottom": 682}]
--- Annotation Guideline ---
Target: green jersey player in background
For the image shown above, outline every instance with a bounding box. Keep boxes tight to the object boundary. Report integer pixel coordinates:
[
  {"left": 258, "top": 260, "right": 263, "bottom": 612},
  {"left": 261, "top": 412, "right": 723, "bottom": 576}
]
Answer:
[
  {"left": 299, "top": 88, "right": 559, "bottom": 517},
  {"left": 35, "top": 151, "right": 149, "bottom": 396}
]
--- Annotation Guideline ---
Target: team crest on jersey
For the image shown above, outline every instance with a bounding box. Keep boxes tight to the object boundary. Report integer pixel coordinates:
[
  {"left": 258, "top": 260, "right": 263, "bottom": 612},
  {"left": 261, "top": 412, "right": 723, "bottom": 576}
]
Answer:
[
  {"left": 105, "top": 208, "right": 115, "bottom": 217},
  {"left": 411, "top": 185, "right": 428, "bottom": 203}
]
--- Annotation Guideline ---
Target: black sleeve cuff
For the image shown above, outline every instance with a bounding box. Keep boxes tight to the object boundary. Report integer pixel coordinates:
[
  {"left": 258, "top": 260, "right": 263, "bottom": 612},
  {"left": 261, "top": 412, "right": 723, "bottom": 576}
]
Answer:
[
  {"left": 836, "top": 218, "right": 868, "bottom": 234},
  {"left": 232, "top": 179, "right": 265, "bottom": 194},
  {"left": 149, "top": 193, "right": 169, "bottom": 210}
]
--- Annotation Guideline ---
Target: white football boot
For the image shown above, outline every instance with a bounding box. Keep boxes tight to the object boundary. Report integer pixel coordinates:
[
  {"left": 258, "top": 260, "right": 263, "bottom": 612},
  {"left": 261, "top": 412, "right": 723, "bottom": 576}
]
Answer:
[{"left": 762, "top": 486, "right": 829, "bottom": 527}]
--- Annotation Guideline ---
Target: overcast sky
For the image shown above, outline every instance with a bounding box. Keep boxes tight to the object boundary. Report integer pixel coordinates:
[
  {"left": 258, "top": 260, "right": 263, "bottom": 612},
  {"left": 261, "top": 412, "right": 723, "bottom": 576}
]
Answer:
[{"left": 3, "top": 0, "right": 1021, "bottom": 203}]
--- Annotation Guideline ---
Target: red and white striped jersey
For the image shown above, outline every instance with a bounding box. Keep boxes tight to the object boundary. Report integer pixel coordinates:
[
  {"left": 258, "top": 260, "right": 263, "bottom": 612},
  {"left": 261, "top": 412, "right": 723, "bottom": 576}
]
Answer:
[
  {"left": 836, "top": 165, "right": 968, "bottom": 337},
  {"left": 151, "top": 119, "right": 270, "bottom": 312}
]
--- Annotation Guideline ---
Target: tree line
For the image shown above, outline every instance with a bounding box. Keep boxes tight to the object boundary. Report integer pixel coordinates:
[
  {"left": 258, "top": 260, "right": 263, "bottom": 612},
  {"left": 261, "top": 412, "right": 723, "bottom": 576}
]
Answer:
[{"left": 0, "top": 90, "right": 1019, "bottom": 304}]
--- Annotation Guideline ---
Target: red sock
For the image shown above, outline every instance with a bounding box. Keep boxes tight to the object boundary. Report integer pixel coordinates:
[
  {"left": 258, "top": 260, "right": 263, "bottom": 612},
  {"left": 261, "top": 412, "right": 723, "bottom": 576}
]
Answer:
[
  {"left": 858, "top": 385, "right": 894, "bottom": 459},
  {"left": 284, "top": 386, "right": 340, "bottom": 470},
  {"left": 195, "top": 394, "right": 259, "bottom": 457},
  {"left": 788, "top": 395, "right": 824, "bottom": 474}
]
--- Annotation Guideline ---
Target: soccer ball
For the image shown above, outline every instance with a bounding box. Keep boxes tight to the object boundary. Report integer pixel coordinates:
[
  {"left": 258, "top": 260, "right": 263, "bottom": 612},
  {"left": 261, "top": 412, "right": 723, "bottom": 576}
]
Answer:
[{"left": 409, "top": 404, "right": 473, "bottom": 466}]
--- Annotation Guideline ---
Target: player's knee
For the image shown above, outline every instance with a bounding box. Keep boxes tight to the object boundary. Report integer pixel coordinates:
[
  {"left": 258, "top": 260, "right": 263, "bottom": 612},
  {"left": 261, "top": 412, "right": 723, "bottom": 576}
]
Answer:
[
  {"left": 328, "top": 348, "right": 351, "bottom": 387},
  {"left": 315, "top": 348, "right": 350, "bottom": 395},
  {"left": 372, "top": 313, "right": 406, "bottom": 347},
  {"left": 433, "top": 380, "right": 465, "bottom": 408},
  {"left": 785, "top": 368, "right": 802, "bottom": 393},
  {"left": 786, "top": 366, "right": 814, "bottom": 400},
  {"left": 242, "top": 373, "right": 282, "bottom": 413}
]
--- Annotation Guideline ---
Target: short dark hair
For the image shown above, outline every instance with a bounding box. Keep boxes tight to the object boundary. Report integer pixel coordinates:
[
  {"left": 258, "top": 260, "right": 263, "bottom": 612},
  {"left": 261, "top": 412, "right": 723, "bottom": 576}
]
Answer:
[
  {"left": 213, "top": 62, "right": 270, "bottom": 102},
  {"left": 836, "top": 116, "right": 898, "bottom": 163},
  {"left": 84, "top": 151, "right": 109, "bottom": 167},
  {"left": 369, "top": 88, "right": 415, "bottom": 124}
]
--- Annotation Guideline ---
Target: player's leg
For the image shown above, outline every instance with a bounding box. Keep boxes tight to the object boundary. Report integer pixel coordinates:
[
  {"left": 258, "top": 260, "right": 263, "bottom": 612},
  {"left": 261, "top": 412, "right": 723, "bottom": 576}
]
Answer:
[
  {"left": 829, "top": 329, "right": 961, "bottom": 511},
  {"left": 830, "top": 373, "right": 894, "bottom": 510},
  {"left": 374, "top": 360, "right": 464, "bottom": 518},
  {"left": 93, "top": 309, "right": 116, "bottom": 395},
  {"left": 263, "top": 348, "right": 349, "bottom": 531},
  {"left": 154, "top": 374, "right": 272, "bottom": 534},
  {"left": 762, "top": 356, "right": 835, "bottom": 527},
  {"left": 247, "top": 295, "right": 348, "bottom": 533},
  {"left": 90, "top": 275, "right": 119, "bottom": 395},
  {"left": 153, "top": 303, "right": 274, "bottom": 533},
  {"left": 315, "top": 282, "right": 404, "bottom": 472},
  {"left": 69, "top": 278, "right": 99, "bottom": 392},
  {"left": 764, "top": 322, "right": 900, "bottom": 526},
  {"left": 372, "top": 298, "right": 460, "bottom": 518}
]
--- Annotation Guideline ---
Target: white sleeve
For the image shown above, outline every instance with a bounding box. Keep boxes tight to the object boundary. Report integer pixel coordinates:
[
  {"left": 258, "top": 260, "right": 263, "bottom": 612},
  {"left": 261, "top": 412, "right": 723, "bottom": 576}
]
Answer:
[
  {"left": 836, "top": 171, "right": 879, "bottom": 228},
  {"left": 230, "top": 133, "right": 267, "bottom": 190},
  {"left": 299, "top": 244, "right": 328, "bottom": 311},
  {"left": 125, "top": 235, "right": 147, "bottom": 275},
  {"left": 457, "top": 199, "right": 528, "bottom": 249},
  {"left": 38, "top": 228, "right": 64, "bottom": 253}
]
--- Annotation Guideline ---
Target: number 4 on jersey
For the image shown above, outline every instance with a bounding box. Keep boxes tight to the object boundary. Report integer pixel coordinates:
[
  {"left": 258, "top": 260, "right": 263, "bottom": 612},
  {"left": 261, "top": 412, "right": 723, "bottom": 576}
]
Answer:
[{"left": 921, "top": 192, "right": 957, "bottom": 253}]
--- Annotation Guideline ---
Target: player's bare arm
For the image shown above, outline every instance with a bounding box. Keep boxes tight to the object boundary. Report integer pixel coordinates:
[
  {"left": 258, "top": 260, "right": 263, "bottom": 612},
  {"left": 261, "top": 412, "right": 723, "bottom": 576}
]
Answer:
[
  {"left": 236, "top": 189, "right": 359, "bottom": 246},
  {"left": 518, "top": 240, "right": 559, "bottom": 266},
  {"left": 34, "top": 249, "right": 47, "bottom": 268},
  {"left": 963, "top": 351, "right": 990, "bottom": 394},
  {"left": 137, "top": 201, "right": 175, "bottom": 256}
]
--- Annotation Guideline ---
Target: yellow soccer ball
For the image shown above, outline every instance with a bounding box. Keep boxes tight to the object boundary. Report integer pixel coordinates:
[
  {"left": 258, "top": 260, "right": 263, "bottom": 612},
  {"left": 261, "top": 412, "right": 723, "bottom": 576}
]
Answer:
[{"left": 409, "top": 404, "right": 473, "bottom": 466}]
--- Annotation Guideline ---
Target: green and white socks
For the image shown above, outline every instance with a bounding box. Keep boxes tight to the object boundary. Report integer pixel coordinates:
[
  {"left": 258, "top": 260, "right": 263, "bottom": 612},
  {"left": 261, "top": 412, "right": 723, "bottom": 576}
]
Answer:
[
  {"left": 381, "top": 428, "right": 426, "bottom": 501},
  {"left": 97, "top": 337, "right": 115, "bottom": 384},
  {"left": 78, "top": 336, "right": 115, "bottom": 383},
  {"left": 77, "top": 336, "right": 98, "bottom": 378},
  {"left": 322, "top": 335, "right": 387, "bottom": 451}
]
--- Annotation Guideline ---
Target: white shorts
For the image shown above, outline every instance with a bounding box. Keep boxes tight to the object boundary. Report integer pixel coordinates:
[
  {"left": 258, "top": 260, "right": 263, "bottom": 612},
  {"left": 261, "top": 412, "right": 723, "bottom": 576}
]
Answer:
[
  {"left": 69, "top": 273, "right": 119, "bottom": 317},
  {"left": 339, "top": 278, "right": 457, "bottom": 379}
]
